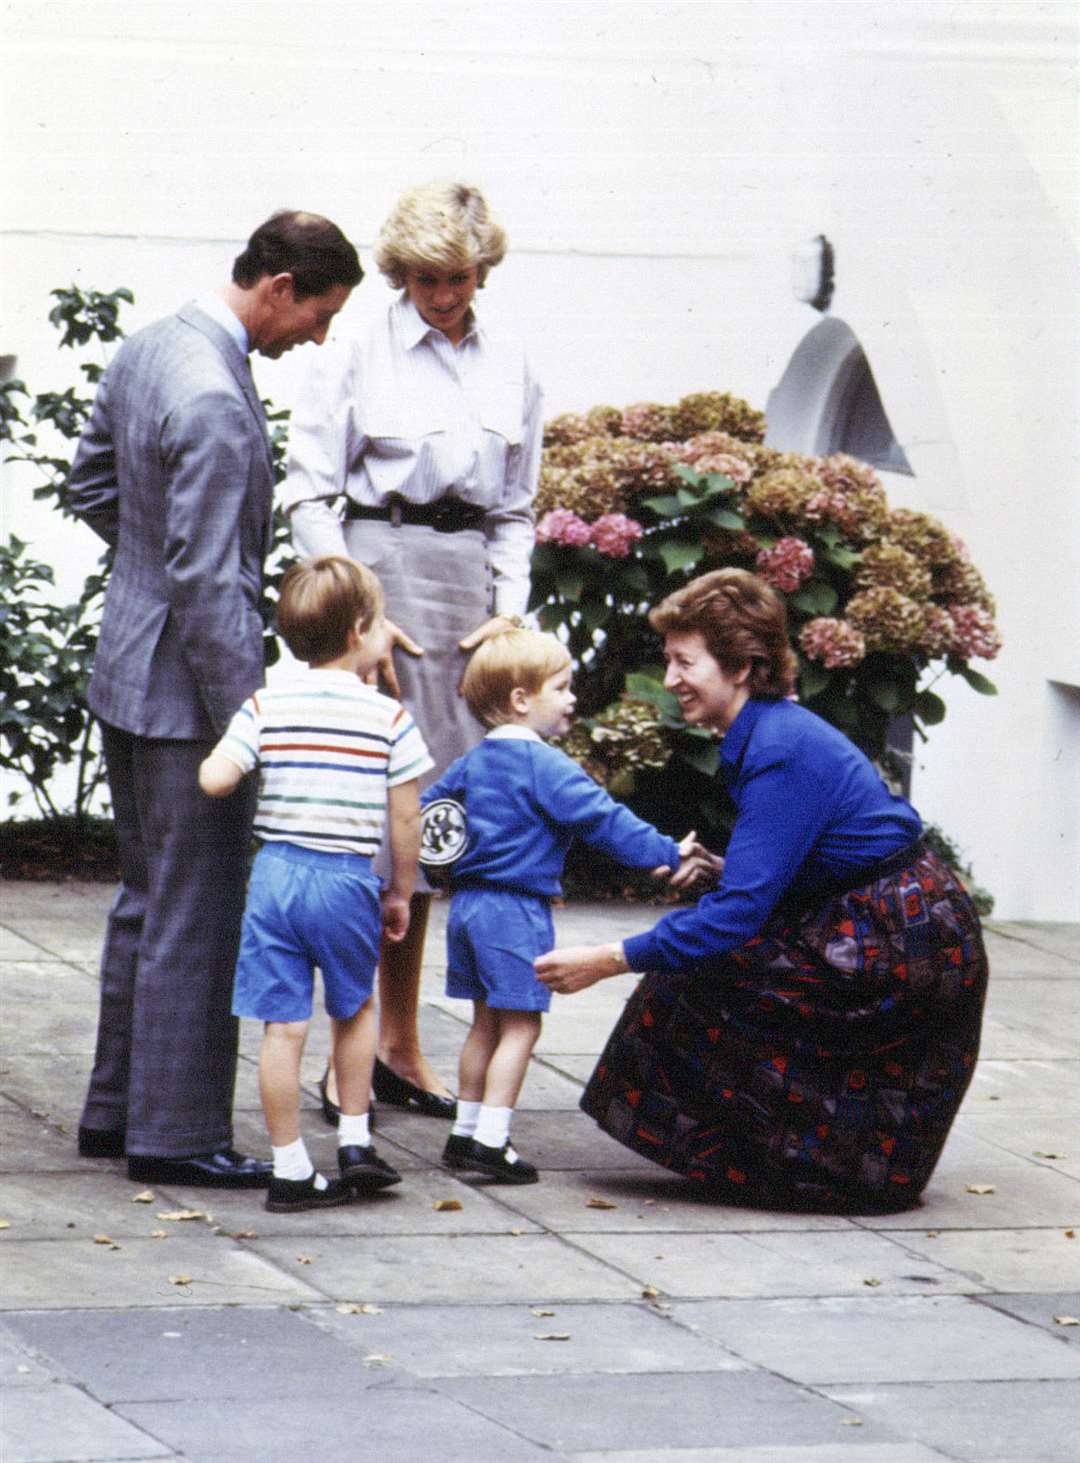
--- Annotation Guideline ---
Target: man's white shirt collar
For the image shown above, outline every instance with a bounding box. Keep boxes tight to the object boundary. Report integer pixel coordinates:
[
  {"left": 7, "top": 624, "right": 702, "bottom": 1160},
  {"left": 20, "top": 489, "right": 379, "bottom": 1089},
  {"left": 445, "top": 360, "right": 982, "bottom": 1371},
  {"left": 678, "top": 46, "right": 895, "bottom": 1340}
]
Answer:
[{"left": 197, "top": 293, "right": 249, "bottom": 355}]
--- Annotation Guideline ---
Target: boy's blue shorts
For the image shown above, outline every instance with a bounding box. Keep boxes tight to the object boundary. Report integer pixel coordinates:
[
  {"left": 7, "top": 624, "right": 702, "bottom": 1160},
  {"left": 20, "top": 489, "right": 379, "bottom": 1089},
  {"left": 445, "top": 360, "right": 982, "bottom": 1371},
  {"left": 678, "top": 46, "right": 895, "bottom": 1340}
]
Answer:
[
  {"left": 232, "top": 842, "right": 381, "bottom": 1023},
  {"left": 445, "top": 887, "right": 553, "bottom": 1012}
]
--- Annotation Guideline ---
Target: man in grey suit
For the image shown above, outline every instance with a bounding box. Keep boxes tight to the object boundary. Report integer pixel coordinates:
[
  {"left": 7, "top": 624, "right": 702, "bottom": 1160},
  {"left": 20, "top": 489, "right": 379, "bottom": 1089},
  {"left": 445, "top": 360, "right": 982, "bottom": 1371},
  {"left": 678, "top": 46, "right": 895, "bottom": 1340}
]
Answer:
[{"left": 68, "top": 211, "right": 363, "bottom": 1187}]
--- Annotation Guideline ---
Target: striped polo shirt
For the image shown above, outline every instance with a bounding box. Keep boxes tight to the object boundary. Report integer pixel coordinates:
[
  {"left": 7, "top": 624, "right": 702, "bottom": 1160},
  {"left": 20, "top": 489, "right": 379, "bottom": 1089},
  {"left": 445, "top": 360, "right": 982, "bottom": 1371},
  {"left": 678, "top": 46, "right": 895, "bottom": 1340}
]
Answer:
[{"left": 215, "top": 667, "right": 434, "bottom": 857}]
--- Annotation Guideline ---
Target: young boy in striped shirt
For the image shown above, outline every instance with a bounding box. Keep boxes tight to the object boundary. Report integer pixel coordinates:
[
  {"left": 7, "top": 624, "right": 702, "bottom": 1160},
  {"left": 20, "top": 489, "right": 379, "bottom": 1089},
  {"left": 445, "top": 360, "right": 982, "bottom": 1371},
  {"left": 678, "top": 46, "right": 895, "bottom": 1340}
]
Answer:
[{"left": 199, "top": 556, "right": 433, "bottom": 1212}]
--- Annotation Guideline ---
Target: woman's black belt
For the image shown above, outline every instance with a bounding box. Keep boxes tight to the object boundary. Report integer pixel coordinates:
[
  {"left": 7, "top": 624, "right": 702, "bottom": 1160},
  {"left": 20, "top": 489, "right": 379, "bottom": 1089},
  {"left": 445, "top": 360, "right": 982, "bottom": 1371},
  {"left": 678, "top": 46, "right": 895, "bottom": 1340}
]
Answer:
[
  {"left": 779, "top": 837, "right": 928, "bottom": 921},
  {"left": 344, "top": 497, "right": 486, "bottom": 533}
]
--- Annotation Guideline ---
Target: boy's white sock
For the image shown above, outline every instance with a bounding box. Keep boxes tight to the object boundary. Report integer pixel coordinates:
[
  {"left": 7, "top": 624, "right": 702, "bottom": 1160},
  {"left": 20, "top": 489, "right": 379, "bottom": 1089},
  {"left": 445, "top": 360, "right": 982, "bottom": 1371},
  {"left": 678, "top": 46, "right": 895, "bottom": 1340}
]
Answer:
[
  {"left": 272, "top": 1137, "right": 327, "bottom": 1188},
  {"left": 337, "top": 1112, "right": 371, "bottom": 1148},
  {"left": 473, "top": 1105, "right": 513, "bottom": 1149},
  {"left": 451, "top": 1100, "right": 482, "bottom": 1139}
]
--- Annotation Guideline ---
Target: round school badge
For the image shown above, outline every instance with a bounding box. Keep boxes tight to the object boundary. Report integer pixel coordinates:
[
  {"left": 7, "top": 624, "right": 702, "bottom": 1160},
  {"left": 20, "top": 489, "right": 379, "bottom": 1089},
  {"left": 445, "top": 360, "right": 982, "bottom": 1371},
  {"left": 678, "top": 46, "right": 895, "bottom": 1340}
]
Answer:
[{"left": 419, "top": 798, "right": 468, "bottom": 869}]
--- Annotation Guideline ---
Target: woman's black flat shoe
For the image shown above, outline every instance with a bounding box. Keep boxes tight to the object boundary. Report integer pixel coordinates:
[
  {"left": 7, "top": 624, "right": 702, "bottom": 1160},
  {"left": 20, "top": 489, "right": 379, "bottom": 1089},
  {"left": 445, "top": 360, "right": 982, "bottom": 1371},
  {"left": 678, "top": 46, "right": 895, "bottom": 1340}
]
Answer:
[
  {"left": 317, "top": 1067, "right": 377, "bottom": 1130},
  {"left": 318, "top": 1067, "right": 340, "bottom": 1127},
  {"left": 371, "top": 1058, "right": 456, "bottom": 1119}
]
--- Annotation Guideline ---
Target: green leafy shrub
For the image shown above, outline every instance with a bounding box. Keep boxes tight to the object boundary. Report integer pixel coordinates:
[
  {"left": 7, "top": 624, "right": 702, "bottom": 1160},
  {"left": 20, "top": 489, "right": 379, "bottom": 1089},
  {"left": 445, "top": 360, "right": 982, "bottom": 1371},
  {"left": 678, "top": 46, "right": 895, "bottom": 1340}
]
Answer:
[{"left": 530, "top": 392, "right": 1000, "bottom": 888}]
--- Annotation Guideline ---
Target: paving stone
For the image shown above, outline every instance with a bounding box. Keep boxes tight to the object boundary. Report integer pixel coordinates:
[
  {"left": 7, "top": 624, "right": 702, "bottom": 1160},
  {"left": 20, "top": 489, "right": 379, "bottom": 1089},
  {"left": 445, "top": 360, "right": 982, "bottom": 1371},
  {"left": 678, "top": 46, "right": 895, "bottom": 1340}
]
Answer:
[
  {"left": 432, "top": 1370, "right": 895, "bottom": 1453},
  {"left": 115, "top": 1385, "right": 554, "bottom": 1461},
  {"left": 954, "top": 1109, "right": 1080, "bottom": 1179},
  {"left": 0, "top": 964, "right": 100, "bottom": 1054},
  {"left": 892, "top": 1227, "right": 1080, "bottom": 1294},
  {"left": 571, "top": 1227, "right": 985, "bottom": 1299},
  {"left": 0, "top": 1235, "right": 322, "bottom": 1310},
  {"left": 3, "top": 1306, "right": 396, "bottom": 1402},
  {"left": 312, "top": 1296, "right": 745, "bottom": 1376},
  {"left": 1, "top": 1381, "right": 172, "bottom": 1461},
  {"left": 983, "top": 925, "right": 1080, "bottom": 973},
  {"left": 0, "top": 1095, "right": 102, "bottom": 1172},
  {"left": 539, "top": 1053, "right": 599, "bottom": 1084},
  {"left": 490, "top": 1108, "right": 668, "bottom": 1172},
  {"left": 823, "top": 1380, "right": 1080, "bottom": 1463},
  {"left": 183, "top": 1166, "right": 542, "bottom": 1237},
  {"left": 247, "top": 1232, "right": 642, "bottom": 1302},
  {"left": 0, "top": 1052, "right": 97, "bottom": 1132},
  {"left": 674, "top": 1293, "right": 1080, "bottom": 1383},
  {"left": 855, "top": 1145, "right": 1080, "bottom": 1231},
  {"left": 0, "top": 1324, "right": 55, "bottom": 1386},
  {"left": 977, "top": 1291, "right": 1080, "bottom": 1345},
  {"left": 568, "top": 1447, "right": 955, "bottom": 1463},
  {"left": 966, "top": 1058, "right": 1079, "bottom": 1111},
  {"left": 484, "top": 1167, "right": 858, "bottom": 1235},
  {"left": 0, "top": 929, "right": 48, "bottom": 961},
  {"left": 978, "top": 980, "right": 1080, "bottom": 1059}
]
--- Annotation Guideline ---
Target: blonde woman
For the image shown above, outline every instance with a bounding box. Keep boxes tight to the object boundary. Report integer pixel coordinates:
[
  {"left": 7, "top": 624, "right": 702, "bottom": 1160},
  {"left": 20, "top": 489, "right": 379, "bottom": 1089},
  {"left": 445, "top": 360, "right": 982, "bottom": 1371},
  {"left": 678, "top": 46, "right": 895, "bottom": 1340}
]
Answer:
[{"left": 282, "top": 181, "right": 542, "bottom": 1120}]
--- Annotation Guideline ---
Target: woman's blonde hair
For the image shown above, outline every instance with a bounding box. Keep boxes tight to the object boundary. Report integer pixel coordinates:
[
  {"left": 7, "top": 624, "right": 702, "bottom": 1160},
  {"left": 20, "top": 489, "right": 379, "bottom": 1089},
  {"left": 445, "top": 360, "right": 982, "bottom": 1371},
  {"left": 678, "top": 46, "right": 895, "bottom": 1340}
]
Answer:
[
  {"left": 462, "top": 629, "right": 571, "bottom": 728},
  {"left": 276, "top": 556, "right": 383, "bottom": 666},
  {"left": 374, "top": 181, "right": 507, "bottom": 289},
  {"left": 649, "top": 568, "right": 798, "bottom": 698}
]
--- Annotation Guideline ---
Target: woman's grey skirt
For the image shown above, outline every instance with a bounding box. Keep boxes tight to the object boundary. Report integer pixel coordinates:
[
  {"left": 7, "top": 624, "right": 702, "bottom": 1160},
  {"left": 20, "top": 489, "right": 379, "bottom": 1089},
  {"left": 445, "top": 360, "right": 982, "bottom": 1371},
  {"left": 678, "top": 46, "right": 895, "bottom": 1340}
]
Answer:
[{"left": 343, "top": 517, "right": 490, "bottom": 890}]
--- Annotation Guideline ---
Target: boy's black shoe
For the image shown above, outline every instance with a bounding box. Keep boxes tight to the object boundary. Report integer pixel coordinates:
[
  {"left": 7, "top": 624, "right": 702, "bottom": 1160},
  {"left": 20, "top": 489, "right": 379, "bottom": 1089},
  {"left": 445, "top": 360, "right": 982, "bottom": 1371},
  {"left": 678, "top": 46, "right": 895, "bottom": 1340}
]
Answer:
[
  {"left": 338, "top": 1144, "right": 401, "bottom": 1193},
  {"left": 265, "top": 1173, "right": 353, "bottom": 1213},
  {"left": 441, "top": 1133, "right": 475, "bottom": 1170},
  {"left": 467, "top": 1139, "right": 539, "bottom": 1185}
]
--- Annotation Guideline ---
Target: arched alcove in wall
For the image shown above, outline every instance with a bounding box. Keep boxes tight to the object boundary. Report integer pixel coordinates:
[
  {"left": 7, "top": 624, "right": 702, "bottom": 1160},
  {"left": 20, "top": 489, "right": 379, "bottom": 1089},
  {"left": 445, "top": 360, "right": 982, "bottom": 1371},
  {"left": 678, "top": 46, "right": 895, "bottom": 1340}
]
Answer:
[{"left": 765, "top": 316, "right": 912, "bottom": 474}]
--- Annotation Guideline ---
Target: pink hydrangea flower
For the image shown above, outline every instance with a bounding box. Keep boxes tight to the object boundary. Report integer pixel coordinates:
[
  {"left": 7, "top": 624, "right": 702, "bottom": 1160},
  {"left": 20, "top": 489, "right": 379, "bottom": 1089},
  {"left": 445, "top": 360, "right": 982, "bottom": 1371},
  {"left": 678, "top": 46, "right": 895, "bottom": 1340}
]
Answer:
[
  {"left": 755, "top": 536, "right": 815, "bottom": 593},
  {"left": 536, "top": 508, "right": 592, "bottom": 547},
  {"left": 948, "top": 604, "right": 1003, "bottom": 660},
  {"left": 798, "top": 617, "right": 867, "bottom": 669},
  {"left": 590, "top": 513, "right": 644, "bottom": 558}
]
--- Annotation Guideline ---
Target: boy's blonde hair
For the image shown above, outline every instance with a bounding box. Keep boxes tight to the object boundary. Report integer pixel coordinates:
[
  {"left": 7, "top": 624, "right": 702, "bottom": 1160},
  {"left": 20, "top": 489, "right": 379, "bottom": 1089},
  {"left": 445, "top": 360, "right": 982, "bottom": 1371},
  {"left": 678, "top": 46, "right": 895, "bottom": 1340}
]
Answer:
[
  {"left": 462, "top": 629, "right": 571, "bottom": 728},
  {"left": 276, "top": 556, "right": 383, "bottom": 666}
]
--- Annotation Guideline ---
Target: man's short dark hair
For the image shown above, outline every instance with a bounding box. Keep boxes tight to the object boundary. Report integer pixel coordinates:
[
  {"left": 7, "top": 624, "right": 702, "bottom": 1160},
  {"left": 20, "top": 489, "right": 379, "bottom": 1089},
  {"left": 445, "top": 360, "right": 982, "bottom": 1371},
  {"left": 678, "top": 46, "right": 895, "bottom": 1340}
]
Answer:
[{"left": 232, "top": 210, "right": 363, "bottom": 298}]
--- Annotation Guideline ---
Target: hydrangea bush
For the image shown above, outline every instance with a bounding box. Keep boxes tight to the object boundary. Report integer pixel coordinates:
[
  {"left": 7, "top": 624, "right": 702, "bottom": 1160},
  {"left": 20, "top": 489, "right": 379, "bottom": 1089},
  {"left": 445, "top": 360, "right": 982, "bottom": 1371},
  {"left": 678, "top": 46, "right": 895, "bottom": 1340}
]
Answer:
[{"left": 530, "top": 390, "right": 1000, "bottom": 854}]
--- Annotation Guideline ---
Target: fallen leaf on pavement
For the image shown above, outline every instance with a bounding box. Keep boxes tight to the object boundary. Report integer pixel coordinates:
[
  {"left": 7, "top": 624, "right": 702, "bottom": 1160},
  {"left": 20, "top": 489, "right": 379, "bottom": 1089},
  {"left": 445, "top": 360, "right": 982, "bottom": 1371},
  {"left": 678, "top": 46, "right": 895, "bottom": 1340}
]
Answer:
[
  {"left": 534, "top": 1332, "right": 571, "bottom": 1342},
  {"left": 642, "top": 1285, "right": 660, "bottom": 1299},
  {"left": 363, "top": 1353, "right": 392, "bottom": 1365},
  {"left": 337, "top": 1303, "right": 382, "bottom": 1315},
  {"left": 131, "top": 1190, "right": 155, "bottom": 1203},
  {"left": 1053, "top": 1315, "right": 1079, "bottom": 1327},
  {"left": 225, "top": 1230, "right": 258, "bottom": 1240},
  {"left": 150, "top": 1230, "right": 168, "bottom": 1239},
  {"left": 1034, "top": 1151, "right": 1065, "bottom": 1160},
  {"left": 0, "top": 1220, "right": 10, "bottom": 1230},
  {"left": 168, "top": 1274, "right": 193, "bottom": 1286},
  {"left": 157, "top": 1210, "right": 206, "bottom": 1222},
  {"left": 965, "top": 1184, "right": 995, "bottom": 1195},
  {"left": 509, "top": 1228, "right": 524, "bottom": 1236},
  {"left": 92, "top": 1234, "right": 117, "bottom": 1246},
  {"left": 841, "top": 1418, "right": 864, "bottom": 1427},
  {"left": 531, "top": 1308, "right": 555, "bottom": 1317},
  {"left": 862, "top": 1278, "right": 882, "bottom": 1287},
  {"left": 1066, "top": 1231, "right": 1076, "bottom": 1239},
  {"left": 433, "top": 1199, "right": 462, "bottom": 1212},
  {"left": 296, "top": 1256, "right": 312, "bottom": 1265},
  {"left": 586, "top": 1197, "right": 617, "bottom": 1210}
]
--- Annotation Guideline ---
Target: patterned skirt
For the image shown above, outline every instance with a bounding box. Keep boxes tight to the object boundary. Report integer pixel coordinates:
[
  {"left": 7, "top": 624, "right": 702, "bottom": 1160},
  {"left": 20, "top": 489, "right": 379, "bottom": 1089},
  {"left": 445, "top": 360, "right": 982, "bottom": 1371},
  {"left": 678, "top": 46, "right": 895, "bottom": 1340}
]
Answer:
[{"left": 581, "top": 846, "right": 989, "bottom": 1212}]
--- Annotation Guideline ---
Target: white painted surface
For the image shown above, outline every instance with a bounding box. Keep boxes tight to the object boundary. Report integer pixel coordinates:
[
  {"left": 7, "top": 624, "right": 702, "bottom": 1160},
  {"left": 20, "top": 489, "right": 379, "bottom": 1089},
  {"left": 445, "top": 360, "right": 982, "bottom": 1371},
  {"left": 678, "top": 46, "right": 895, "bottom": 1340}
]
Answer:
[{"left": 1, "top": 1, "right": 1076, "bottom": 918}]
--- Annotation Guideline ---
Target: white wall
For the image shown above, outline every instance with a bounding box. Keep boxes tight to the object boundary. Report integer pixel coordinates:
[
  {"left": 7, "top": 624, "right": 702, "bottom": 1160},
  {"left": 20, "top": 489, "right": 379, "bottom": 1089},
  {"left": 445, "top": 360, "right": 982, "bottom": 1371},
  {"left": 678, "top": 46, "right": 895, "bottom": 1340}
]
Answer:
[{"left": 2, "top": 1, "right": 1076, "bottom": 918}]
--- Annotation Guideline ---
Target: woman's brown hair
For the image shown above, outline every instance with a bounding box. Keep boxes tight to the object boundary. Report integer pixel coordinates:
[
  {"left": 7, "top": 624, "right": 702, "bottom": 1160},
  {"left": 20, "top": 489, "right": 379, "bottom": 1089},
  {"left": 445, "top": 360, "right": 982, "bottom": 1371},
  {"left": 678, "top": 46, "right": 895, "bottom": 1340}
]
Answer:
[{"left": 648, "top": 568, "right": 797, "bottom": 698}]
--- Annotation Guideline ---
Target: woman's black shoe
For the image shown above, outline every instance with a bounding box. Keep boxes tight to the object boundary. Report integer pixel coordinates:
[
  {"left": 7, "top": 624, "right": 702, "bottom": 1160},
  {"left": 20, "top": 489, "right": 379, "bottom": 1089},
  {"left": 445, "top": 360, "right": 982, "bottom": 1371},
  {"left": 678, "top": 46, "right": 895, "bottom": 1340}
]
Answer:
[
  {"left": 317, "top": 1067, "right": 376, "bottom": 1131},
  {"left": 371, "top": 1058, "right": 456, "bottom": 1119},
  {"left": 318, "top": 1067, "right": 340, "bottom": 1127}
]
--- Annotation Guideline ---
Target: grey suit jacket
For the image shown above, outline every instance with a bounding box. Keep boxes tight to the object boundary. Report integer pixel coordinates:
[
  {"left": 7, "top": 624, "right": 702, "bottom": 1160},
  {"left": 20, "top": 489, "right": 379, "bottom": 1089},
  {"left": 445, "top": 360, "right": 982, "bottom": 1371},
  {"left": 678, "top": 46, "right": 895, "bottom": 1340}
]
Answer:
[{"left": 67, "top": 304, "right": 274, "bottom": 739}]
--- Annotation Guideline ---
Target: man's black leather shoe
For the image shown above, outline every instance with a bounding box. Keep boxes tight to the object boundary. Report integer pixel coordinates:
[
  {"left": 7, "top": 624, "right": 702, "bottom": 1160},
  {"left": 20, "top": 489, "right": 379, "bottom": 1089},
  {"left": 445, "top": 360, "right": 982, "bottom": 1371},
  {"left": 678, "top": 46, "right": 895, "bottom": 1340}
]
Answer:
[
  {"left": 127, "top": 1148, "right": 272, "bottom": 1189},
  {"left": 371, "top": 1058, "right": 456, "bottom": 1119},
  {"left": 78, "top": 1127, "right": 126, "bottom": 1158}
]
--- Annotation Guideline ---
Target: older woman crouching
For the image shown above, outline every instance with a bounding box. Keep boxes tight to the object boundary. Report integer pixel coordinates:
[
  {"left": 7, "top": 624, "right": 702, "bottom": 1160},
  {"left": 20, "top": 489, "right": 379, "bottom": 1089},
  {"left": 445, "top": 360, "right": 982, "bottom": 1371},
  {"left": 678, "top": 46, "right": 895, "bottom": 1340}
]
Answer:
[{"left": 537, "top": 569, "right": 988, "bottom": 1213}]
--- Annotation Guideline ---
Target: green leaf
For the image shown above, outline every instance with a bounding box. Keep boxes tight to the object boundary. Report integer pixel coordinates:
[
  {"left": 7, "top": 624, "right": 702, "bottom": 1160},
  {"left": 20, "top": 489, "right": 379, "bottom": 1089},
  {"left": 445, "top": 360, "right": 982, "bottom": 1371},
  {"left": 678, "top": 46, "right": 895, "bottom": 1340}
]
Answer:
[
  {"left": 704, "top": 506, "right": 746, "bottom": 531},
  {"left": 799, "top": 664, "right": 833, "bottom": 700},
  {"left": 554, "top": 567, "right": 586, "bottom": 602},
  {"left": 625, "top": 672, "right": 680, "bottom": 717},
  {"left": 957, "top": 664, "right": 999, "bottom": 696},
  {"left": 579, "top": 599, "right": 610, "bottom": 631},
  {"left": 791, "top": 580, "right": 838, "bottom": 615},
  {"left": 653, "top": 540, "right": 704, "bottom": 575},
  {"left": 821, "top": 543, "right": 861, "bottom": 571},
  {"left": 677, "top": 739, "right": 721, "bottom": 778},
  {"left": 912, "top": 690, "right": 947, "bottom": 726},
  {"left": 640, "top": 494, "right": 685, "bottom": 518},
  {"left": 864, "top": 676, "right": 903, "bottom": 714}
]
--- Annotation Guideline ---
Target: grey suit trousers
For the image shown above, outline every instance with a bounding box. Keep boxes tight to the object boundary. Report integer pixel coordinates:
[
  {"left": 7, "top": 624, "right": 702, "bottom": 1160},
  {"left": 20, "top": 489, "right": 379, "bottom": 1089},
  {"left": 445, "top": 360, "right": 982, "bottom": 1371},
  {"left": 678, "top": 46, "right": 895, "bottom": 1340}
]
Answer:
[{"left": 80, "top": 723, "right": 256, "bottom": 1156}]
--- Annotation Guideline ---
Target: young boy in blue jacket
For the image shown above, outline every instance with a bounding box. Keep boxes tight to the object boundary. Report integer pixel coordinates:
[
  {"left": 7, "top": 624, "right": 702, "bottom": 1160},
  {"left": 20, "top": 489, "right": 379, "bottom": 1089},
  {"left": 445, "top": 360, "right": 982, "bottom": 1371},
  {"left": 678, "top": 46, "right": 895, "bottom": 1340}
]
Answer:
[{"left": 422, "top": 629, "right": 696, "bottom": 1184}]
